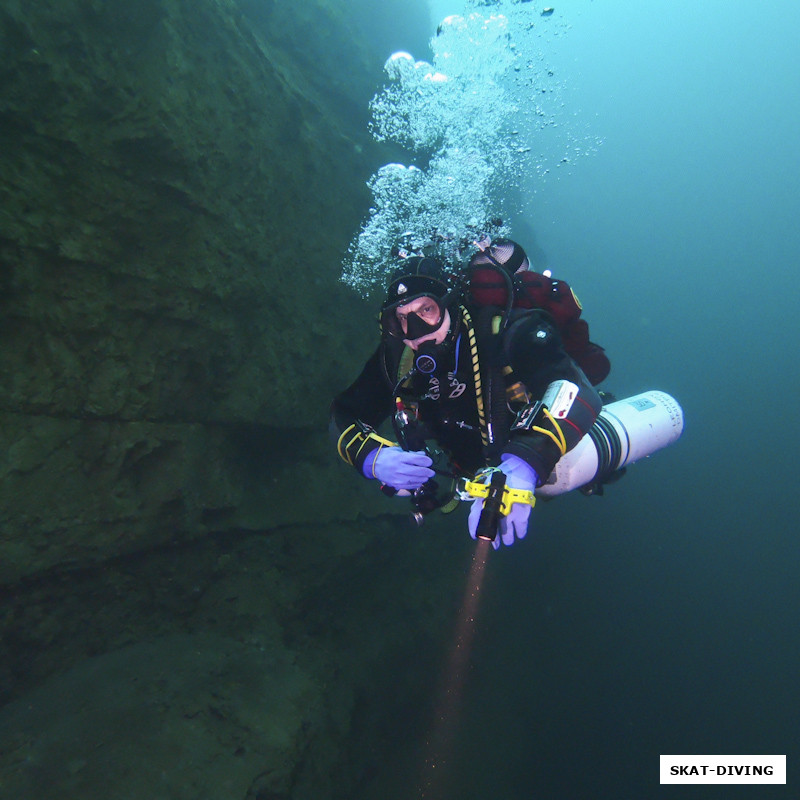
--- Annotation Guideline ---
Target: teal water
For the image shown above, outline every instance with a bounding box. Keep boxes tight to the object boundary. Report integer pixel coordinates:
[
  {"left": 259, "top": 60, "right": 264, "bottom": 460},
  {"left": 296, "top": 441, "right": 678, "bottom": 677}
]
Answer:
[
  {"left": 353, "top": 1, "right": 800, "bottom": 797},
  {"left": 2, "top": 2, "right": 797, "bottom": 797}
]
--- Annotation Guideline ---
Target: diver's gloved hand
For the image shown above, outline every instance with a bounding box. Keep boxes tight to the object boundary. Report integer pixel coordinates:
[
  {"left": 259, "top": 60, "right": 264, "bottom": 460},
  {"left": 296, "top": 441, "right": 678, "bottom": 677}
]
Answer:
[
  {"left": 468, "top": 454, "right": 538, "bottom": 550},
  {"left": 497, "top": 453, "right": 537, "bottom": 546},
  {"left": 362, "top": 446, "right": 434, "bottom": 491}
]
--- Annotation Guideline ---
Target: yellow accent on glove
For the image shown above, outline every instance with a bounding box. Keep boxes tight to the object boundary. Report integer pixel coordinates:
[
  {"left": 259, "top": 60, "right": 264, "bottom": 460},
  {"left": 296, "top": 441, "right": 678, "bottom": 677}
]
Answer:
[
  {"left": 462, "top": 476, "right": 536, "bottom": 516},
  {"left": 337, "top": 424, "right": 396, "bottom": 466}
]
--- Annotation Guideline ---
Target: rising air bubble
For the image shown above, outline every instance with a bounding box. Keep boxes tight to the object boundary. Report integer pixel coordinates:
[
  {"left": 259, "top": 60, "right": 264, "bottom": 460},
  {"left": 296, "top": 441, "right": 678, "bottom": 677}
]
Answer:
[{"left": 341, "top": 0, "right": 584, "bottom": 294}]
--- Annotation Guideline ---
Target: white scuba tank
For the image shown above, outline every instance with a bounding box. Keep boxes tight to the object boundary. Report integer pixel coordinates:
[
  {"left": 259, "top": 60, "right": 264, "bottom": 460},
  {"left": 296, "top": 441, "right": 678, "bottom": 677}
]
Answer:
[{"left": 536, "top": 390, "right": 684, "bottom": 497}]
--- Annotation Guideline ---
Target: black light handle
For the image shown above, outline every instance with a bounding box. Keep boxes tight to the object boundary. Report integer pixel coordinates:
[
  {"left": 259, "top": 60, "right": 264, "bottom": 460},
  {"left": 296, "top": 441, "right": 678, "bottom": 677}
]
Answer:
[{"left": 475, "top": 470, "right": 506, "bottom": 542}]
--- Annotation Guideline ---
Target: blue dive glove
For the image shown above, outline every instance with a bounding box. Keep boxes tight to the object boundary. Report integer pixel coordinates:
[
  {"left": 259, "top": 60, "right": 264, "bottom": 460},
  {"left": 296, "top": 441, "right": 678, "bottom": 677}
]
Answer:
[
  {"left": 469, "top": 453, "right": 538, "bottom": 549},
  {"left": 362, "top": 446, "right": 434, "bottom": 491}
]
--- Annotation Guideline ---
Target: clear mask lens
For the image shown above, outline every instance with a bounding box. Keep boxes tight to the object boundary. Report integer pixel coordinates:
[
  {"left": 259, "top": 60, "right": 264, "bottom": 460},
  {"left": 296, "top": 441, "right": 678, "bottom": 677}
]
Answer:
[
  {"left": 397, "top": 299, "right": 442, "bottom": 330},
  {"left": 382, "top": 295, "right": 444, "bottom": 339}
]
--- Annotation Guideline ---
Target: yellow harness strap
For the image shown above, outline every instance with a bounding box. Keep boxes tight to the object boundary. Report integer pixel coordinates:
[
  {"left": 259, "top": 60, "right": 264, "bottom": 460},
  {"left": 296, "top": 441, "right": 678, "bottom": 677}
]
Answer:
[
  {"left": 395, "top": 307, "right": 489, "bottom": 453},
  {"left": 462, "top": 307, "right": 489, "bottom": 450}
]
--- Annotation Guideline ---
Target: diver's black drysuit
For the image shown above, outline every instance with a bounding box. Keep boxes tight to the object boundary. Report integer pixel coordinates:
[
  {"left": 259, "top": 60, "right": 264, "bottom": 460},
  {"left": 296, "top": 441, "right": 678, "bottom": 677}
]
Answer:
[{"left": 331, "top": 304, "right": 603, "bottom": 485}]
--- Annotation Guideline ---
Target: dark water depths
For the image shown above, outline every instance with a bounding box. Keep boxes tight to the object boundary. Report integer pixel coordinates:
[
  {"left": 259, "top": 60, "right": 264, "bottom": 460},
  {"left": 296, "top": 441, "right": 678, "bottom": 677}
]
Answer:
[
  {"left": 4, "top": 2, "right": 797, "bottom": 798},
  {"left": 351, "top": 1, "right": 800, "bottom": 797}
]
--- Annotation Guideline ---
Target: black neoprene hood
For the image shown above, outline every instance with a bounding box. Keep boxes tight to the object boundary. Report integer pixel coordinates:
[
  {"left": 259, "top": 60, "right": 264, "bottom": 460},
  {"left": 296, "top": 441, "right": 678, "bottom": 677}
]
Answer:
[{"left": 382, "top": 256, "right": 450, "bottom": 310}]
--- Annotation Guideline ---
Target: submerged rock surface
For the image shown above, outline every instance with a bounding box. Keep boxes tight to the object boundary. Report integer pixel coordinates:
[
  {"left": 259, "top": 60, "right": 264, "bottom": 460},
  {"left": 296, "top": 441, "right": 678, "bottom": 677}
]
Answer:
[
  {"left": 0, "top": 517, "right": 471, "bottom": 799},
  {"left": 0, "top": 0, "right": 428, "bottom": 581},
  {"left": 0, "top": 2, "right": 467, "bottom": 798}
]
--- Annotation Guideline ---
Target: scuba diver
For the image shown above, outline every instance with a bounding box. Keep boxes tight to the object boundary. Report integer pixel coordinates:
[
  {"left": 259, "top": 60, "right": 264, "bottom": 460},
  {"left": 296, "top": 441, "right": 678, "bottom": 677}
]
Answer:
[{"left": 330, "top": 239, "right": 608, "bottom": 548}]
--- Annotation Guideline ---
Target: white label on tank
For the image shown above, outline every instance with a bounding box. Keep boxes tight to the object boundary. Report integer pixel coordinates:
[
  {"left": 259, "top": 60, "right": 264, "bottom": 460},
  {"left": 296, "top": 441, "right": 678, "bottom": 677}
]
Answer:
[
  {"left": 542, "top": 380, "right": 578, "bottom": 419},
  {"left": 627, "top": 397, "right": 656, "bottom": 411}
]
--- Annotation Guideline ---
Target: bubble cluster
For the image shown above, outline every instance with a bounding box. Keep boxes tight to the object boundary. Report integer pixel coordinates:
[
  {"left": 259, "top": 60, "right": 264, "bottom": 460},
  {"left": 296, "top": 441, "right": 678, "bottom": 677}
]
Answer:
[{"left": 341, "top": 1, "right": 577, "bottom": 293}]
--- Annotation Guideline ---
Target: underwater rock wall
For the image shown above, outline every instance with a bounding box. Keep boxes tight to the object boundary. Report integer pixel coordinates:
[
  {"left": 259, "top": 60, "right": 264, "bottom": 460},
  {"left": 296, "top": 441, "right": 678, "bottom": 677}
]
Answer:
[
  {"left": 0, "top": 0, "right": 430, "bottom": 583},
  {"left": 0, "top": 5, "right": 478, "bottom": 797},
  {"left": 0, "top": 516, "right": 469, "bottom": 798}
]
